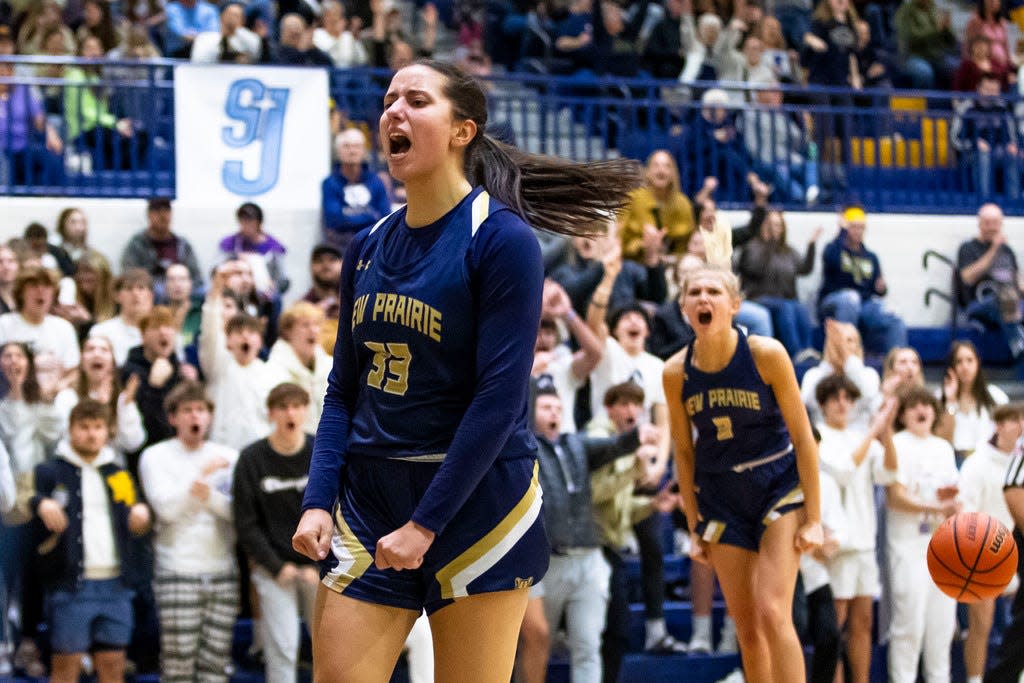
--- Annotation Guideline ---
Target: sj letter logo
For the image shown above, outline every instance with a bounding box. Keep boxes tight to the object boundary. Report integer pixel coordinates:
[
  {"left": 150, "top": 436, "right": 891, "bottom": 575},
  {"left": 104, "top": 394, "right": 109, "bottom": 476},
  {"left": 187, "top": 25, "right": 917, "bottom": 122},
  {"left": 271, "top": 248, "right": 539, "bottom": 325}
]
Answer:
[{"left": 221, "top": 79, "right": 290, "bottom": 196}]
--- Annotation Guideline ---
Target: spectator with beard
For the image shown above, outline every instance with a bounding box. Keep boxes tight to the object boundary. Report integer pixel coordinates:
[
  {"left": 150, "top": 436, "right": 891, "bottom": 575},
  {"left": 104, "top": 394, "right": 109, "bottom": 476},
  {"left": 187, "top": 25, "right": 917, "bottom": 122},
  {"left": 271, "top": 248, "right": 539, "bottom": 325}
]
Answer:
[
  {"left": 90, "top": 269, "right": 155, "bottom": 368},
  {"left": 121, "top": 199, "right": 203, "bottom": 298},
  {"left": 302, "top": 244, "right": 343, "bottom": 354},
  {"left": 321, "top": 129, "right": 393, "bottom": 253}
]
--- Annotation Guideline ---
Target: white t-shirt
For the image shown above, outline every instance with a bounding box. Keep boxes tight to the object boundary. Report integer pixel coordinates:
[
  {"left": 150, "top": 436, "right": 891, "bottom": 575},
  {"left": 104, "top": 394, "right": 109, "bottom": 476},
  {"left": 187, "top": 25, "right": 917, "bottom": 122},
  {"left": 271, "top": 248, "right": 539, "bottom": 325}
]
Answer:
[
  {"left": 947, "top": 384, "right": 1009, "bottom": 452},
  {"left": 535, "top": 344, "right": 584, "bottom": 434},
  {"left": 312, "top": 27, "right": 368, "bottom": 67},
  {"left": 588, "top": 337, "right": 666, "bottom": 425},
  {"left": 0, "top": 313, "right": 80, "bottom": 370},
  {"left": 959, "top": 439, "right": 1014, "bottom": 529},
  {"left": 800, "top": 468, "right": 846, "bottom": 594},
  {"left": 801, "top": 356, "right": 880, "bottom": 432},
  {"left": 817, "top": 422, "right": 898, "bottom": 552},
  {"left": 887, "top": 431, "right": 959, "bottom": 546},
  {"left": 90, "top": 316, "right": 142, "bottom": 367},
  {"left": 139, "top": 438, "right": 239, "bottom": 575},
  {"left": 189, "top": 27, "right": 261, "bottom": 64}
]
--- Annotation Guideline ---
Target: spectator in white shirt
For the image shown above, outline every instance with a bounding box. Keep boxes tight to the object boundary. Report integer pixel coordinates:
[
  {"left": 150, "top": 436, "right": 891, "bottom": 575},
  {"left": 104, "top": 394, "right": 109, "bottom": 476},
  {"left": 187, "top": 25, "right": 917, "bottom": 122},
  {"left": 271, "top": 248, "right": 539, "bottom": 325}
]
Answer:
[
  {"left": 313, "top": 0, "right": 368, "bottom": 67},
  {"left": 0, "top": 342, "right": 64, "bottom": 477},
  {"left": 936, "top": 340, "right": 1009, "bottom": 457},
  {"left": 138, "top": 381, "right": 238, "bottom": 683},
  {"left": 0, "top": 266, "right": 80, "bottom": 373},
  {"left": 190, "top": 1, "right": 261, "bottom": 63},
  {"left": 801, "top": 320, "right": 880, "bottom": 431},
  {"left": 265, "top": 302, "right": 331, "bottom": 433},
  {"left": 90, "top": 269, "right": 154, "bottom": 368},
  {"left": 958, "top": 403, "right": 1024, "bottom": 683}
]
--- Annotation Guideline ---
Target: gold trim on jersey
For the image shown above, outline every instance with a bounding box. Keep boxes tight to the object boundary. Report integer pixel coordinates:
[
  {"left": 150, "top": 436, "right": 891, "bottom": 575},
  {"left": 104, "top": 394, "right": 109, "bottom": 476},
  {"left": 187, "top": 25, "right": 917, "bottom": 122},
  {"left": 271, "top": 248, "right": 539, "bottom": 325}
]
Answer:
[
  {"left": 471, "top": 191, "right": 491, "bottom": 237},
  {"left": 322, "top": 504, "right": 374, "bottom": 594},
  {"left": 701, "top": 520, "right": 727, "bottom": 544},
  {"left": 435, "top": 461, "right": 542, "bottom": 600},
  {"left": 762, "top": 486, "right": 805, "bottom": 525}
]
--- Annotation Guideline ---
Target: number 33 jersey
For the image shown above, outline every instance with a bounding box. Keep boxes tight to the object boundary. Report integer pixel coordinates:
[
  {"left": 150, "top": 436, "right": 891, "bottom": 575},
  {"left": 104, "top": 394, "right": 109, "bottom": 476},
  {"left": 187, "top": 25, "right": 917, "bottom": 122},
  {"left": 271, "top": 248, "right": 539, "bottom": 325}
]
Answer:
[
  {"left": 681, "top": 329, "right": 792, "bottom": 473},
  {"left": 344, "top": 186, "right": 539, "bottom": 462}
]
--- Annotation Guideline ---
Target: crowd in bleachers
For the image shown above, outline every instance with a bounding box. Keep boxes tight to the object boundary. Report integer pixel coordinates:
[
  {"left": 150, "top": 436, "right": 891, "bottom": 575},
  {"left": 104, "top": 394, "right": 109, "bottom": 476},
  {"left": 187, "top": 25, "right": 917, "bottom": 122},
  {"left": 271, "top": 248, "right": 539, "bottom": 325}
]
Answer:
[{"left": 2, "top": 109, "right": 1024, "bottom": 682}]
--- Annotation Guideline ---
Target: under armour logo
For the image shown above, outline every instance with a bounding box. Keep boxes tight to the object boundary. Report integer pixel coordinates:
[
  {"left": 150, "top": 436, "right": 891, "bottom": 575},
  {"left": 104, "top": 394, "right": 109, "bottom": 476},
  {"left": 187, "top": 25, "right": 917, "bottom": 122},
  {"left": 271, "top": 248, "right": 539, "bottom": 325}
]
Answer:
[{"left": 356, "top": 260, "right": 372, "bottom": 271}]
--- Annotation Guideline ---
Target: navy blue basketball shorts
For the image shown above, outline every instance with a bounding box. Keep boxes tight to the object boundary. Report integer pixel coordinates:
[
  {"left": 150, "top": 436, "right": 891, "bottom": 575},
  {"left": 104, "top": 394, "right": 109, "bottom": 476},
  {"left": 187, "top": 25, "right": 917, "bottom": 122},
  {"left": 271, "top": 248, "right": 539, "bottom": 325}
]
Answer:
[
  {"left": 320, "top": 454, "right": 550, "bottom": 615},
  {"left": 693, "top": 450, "right": 804, "bottom": 552}
]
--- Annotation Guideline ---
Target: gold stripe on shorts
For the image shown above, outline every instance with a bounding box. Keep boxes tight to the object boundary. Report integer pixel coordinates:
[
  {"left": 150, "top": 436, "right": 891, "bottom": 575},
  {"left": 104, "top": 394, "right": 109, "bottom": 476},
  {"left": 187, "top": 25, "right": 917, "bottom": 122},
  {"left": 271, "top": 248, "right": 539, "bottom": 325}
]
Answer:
[
  {"left": 322, "top": 504, "right": 374, "bottom": 594},
  {"left": 762, "top": 485, "right": 804, "bottom": 526},
  {"left": 435, "top": 461, "right": 543, "bottom": 600},
  {"left": 701, "top": 520, "right": 727, "bottom": 544}
]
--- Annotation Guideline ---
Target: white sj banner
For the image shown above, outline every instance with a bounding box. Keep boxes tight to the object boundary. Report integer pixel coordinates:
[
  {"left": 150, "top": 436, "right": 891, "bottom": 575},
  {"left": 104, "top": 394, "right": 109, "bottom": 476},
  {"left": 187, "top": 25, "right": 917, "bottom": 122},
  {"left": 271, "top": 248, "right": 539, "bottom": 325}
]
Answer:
[{"left": 173, "top": 64, "right": 330, "bottom": 209}]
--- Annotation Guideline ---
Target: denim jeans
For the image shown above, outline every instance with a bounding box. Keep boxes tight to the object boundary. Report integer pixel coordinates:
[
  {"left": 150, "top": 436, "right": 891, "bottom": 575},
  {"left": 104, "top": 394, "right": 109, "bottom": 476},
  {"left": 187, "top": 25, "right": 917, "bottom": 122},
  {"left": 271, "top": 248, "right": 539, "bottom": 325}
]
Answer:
[
  {"left": 736, "top": 300, "right": 774, "bottom": 338},
  {"left": 757, "top": 296, "right": 814, "bottom": 355},
  {"left": 819, "top": 289, "right": 907, "bottom": 353},
  {"left": 542, "top": 549, "right": 611, "bottom": 683},
  {"left": 973, "top": 148, "right": 1022, "bottom": 199},
  {"left": 966, "top": 295, "right": 1024, "bottom": 357}
]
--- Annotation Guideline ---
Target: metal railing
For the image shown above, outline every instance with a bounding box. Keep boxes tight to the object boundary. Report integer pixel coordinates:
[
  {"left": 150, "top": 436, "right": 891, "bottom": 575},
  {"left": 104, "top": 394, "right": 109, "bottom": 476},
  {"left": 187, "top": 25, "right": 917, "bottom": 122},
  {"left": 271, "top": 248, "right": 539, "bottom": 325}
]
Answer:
[{"left": 3, "top": 55, "right": 1023, "bottom": 214}]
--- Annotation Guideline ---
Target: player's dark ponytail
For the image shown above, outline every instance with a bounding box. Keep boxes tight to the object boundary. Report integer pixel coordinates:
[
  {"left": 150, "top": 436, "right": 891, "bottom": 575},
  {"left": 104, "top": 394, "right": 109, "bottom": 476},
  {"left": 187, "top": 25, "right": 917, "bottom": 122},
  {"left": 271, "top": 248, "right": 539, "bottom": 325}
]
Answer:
[{"left": 417, "top": 59, "right": 643, "bottom": 237}]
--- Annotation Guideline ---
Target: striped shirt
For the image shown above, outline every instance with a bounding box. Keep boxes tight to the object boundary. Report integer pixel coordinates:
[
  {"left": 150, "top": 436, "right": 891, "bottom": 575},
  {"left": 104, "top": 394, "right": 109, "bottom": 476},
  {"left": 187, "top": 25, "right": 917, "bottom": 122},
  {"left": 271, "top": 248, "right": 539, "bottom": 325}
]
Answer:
[{"left": 1003, "top": 448, "right": 1024, "bottom": 489}]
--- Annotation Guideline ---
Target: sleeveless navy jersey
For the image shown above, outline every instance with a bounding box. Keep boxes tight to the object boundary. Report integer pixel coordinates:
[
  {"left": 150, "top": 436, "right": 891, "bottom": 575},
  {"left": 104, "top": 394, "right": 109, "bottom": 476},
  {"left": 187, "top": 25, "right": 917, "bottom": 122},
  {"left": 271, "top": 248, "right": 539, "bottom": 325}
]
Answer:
[
  {"left": 682, "top": 330, "right": 791, "bottom": 473},
  {"left": 345, "top": 187, "right": 536, "bottom": 461}
]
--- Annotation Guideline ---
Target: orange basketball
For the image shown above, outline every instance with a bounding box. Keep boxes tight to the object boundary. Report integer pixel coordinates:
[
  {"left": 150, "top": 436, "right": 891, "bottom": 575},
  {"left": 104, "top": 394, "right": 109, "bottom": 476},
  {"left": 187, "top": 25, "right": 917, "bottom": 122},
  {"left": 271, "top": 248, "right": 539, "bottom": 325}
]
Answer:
[{"left": 927, "top": 511, "right": 1018, "bottom": 603}]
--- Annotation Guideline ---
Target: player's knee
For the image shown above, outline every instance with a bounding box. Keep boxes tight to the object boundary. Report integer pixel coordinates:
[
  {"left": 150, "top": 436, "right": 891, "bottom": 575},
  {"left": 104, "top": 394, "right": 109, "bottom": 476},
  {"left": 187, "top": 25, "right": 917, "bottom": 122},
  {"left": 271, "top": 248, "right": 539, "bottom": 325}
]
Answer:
[{"left": 754, "top": 598, "right": 794, "bottom": 638}]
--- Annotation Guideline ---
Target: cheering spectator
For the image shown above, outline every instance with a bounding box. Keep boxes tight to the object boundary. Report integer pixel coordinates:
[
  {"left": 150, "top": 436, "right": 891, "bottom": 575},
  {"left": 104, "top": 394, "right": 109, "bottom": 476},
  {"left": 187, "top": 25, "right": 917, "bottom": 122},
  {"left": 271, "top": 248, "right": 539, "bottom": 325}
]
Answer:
[
  {"left": 55, "top": 336, "right": 146, "bottom": 461},
  {"left": 532, "top": 280, "right": 604, "bottom": 433},
  {"left": 55, "top": 207, "right": 107, "bottom": 269},
  {"left": 122, "top": 306, "right": 187, "bottom": 451},
  {"left": 955, "top": 203, "right": 1024, "bottom": 355},
  {"left": 680, "top": 3, "right": 738, "bottom": 83},
  {"left": 959, "top": 403, "right": 1024, "bottom": 683},
  {"left": 894, "top": 0, "right": 958, "bottom": 89},
  {"left": 190, "top": 1, "right": 261, "bottom": 63},
  {"left": 27, "top": 399, "right": 151, "bottom": 683},
  {"left": 952, "top": 73, "right": 1022, "bottom": 200},
  {"left": 936, "top": 340, "right": 1009, "bottom": 456},
  {"left": 0, "top": 266, "right": 80, "bottom": 372},
  {"left": 266, "top": 302, "right": 331, "bottom": 433},
  {"left": 618, "top": 150, "right": 702, "bottom": 261},
  {"left": 314, "top": 0, "right": 370, "bottom": 67},
  {"left": 164, "top": 0, "right": 220, "bottom": 57},
  {"left": 218, "top": 202, "right": 289, "bottom": 298},
  {"left": 199, "top": 263, "right": 285, "bottom": 450},
  {"left": 0, "top": 55, "right": 64, "bottom": 188},
  {"left": 801, "top": 320, "right": 882, "bottom": 430},
  {"left": 0, "top": 245, "right": 17, "bottom": 314},
  {"left": 277, "top": 13, "right": 333, "bottom": 66},
  {"left": 816, "top": 378, "right": 898, "bottom": 683},
  {"left": 818, "top": 206, "right": 906, "bottom": 356},
  {"left": 757, "top": 16, "right": 798, "bottom": 82},
  {"left": 0, "top": 342, "right": 63, "bottom": 477},
  {"left": 232, "top": 383, "right": 316, "bottom": 683},
  {"left": 138, "top": 381, "right": 239, "bottom": 683},
  {"left": 321, "top": 129, "right": 393, "bottom": 253},
  {"left": 121, "top": 198, "right": 203, "bottom": 296},
  {"left": 880, "top": 346, "right": 926, "bottom": 402},
  {"left": 736, "top": 211, "right": 822, "bottom": 358},
  {"left": 886, "top": 387, "right": 960, "bottom": 683},
  {"left": 532, "top": 384, "right": 649, "bottom": 683},
  {"left": 90, "top": 269, "right": 155, "bottom": 367},
  {"left": 803, "top": 0, "right": 860, "bottom": 89}
]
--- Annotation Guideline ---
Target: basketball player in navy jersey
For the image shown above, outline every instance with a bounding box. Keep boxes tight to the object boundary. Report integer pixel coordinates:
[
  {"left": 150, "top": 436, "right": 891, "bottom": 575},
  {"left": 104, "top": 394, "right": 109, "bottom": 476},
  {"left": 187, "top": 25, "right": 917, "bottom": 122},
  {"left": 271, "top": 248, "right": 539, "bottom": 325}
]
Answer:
[
  {"left": 663, "top": 265, "right": 823, "bottom": 683},
  {"left": 291, "top": 60, "right": 640, "bottom": 682}
]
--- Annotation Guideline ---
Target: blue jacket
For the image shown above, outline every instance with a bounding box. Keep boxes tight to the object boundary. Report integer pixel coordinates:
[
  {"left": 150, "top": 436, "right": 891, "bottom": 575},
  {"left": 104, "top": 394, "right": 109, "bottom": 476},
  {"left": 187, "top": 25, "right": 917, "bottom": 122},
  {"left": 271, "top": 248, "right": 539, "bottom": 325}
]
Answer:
[
  {"left": 320, "top": 164, "right": 392, "bottom": 237},
  {"left": 819, "top": 230, "right": 885, "bottom": 305},
  {"left": 29, "top": 444, "right": 148, "bottom": 592}
]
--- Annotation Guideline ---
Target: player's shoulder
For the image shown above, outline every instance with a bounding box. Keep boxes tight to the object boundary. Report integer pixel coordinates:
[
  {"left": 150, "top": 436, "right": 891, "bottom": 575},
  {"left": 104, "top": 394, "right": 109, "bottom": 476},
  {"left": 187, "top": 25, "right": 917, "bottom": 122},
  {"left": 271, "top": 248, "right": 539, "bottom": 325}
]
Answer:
[
  {"left": 663, "top": 346, "right": 689, "bottom": 382},
  {"left": 747, "top": 334, "right": 788, "bottom": 365}
]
